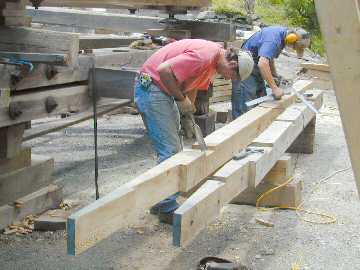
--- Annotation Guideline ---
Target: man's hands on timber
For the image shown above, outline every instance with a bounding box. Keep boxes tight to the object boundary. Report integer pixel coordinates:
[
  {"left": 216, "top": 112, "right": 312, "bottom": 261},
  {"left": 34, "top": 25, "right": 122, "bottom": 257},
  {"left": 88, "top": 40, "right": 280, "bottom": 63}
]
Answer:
[
  {"left": 272, "top": 86, "right": 284, "bottom": 100},
  {"left": 176, "top": 96, "right": 196, "bottom": 115}
]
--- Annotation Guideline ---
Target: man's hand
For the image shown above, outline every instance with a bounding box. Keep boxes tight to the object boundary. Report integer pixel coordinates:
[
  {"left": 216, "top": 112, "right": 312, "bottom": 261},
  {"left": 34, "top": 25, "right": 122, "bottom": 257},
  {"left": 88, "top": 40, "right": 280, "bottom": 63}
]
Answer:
[
  {"left": 272, "top": 86, "right": 284, "bottom": 100},
  {"left": 176, "top": 96, "right": 196, "bottom": 115}
]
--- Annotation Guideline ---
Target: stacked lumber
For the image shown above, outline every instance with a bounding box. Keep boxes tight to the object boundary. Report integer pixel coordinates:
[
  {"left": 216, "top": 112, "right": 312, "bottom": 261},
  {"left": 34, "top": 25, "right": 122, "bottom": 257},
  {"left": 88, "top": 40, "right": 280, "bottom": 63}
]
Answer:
[
  {"left": 1, "top": 0, "right": 31, "bottom": 27},
  {"left": 174, "top": 89, "right": 323, "bottom": 246},
  {"left": 66, "top": 80, "right": 317, "bottom": 255},
  {"left": 210, "top": 76, "right": 232, "bottom": 103}
]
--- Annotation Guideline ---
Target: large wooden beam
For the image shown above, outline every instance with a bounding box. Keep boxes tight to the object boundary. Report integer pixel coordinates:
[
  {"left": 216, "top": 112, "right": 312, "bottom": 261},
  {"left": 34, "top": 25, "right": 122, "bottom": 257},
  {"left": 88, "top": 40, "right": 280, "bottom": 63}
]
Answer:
[
  {"left": 0, "top": 26, "right": 79, "bottom": 65},
  {"left": 23, "top": 98, "right": 131, "bottom": 141},
  {"left": 79, "top": 35, "right": 140, "bottom": 50},
  {"left": 37, "top": 0, "right": 209, "bottom": 9},
  {"left": 315, "top": 0, "right": 360, "bottom": 195},
  {"left": 27, "top": 8, "right": 235, "bottom": 41},
  {"left": 173, "top": 91, "right": 323, "bottom": 247},
  {"left": 66, "top": 80, "right": 314, "bottom": 255}
]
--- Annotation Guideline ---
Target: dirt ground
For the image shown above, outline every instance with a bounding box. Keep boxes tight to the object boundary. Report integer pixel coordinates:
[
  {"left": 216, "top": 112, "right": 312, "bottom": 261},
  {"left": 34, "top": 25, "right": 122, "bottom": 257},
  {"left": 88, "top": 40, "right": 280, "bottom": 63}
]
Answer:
[{"left": 1, "top": 54, "right": 359, "bottom": 270}]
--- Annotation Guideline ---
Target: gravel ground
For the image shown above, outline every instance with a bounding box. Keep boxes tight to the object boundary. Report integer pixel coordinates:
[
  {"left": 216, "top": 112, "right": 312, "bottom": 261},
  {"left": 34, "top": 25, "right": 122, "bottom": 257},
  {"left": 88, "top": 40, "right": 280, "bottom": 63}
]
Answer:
[{"left": 1, "top": 54, "right": 359, "bottom": 270}]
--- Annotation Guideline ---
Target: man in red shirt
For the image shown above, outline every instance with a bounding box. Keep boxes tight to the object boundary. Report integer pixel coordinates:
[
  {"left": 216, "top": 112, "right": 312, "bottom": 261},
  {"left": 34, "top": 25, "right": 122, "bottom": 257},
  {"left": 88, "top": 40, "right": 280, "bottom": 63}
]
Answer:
[{"left": 134, "top": 39, "right": 254, "bottom": 222}]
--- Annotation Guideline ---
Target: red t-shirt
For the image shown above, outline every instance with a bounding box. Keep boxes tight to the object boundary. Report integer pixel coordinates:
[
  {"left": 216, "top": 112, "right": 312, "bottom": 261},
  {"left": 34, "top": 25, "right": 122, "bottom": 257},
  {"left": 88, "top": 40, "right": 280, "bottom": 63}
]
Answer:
[{"left": 140, "top": 39, "right": 222, "bottom": 95}]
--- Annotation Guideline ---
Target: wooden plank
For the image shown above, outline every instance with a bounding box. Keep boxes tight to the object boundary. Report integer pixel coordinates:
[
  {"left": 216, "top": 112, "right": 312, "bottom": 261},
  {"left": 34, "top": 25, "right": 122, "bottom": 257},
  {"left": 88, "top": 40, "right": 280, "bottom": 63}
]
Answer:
[
  {"left": 39, "top": 0, "right": 209, "bottom": 8},
  {"left": 0, "top": 147, "right": 31, "bottom": 174},
  {"left": 0, "top": 85, "right": 91, "bottom": 128},
  {"left": 23, "top": 98, "right": 131, "bottom": 141},
  {"left": 0, "top": 155, "right": 54, "bottom": 205},
  {"left": 0, "top": 184, "right": 62, "bottom": 230},
  {"left": 67, "top": 80, "right": 314, "bottom": 255},
  {"left": 173, "top": 180, "right": 225, "bottom": 247},
  {"left": 315, "top": 0, "right": 360, "bottom": 195},
  {"left": 300, "top": 62, "right": 330, "bottom": 72},
  {"left": 79, "top": 35, "right": 140, "bottom": 50},
  {"left": 0, "top": 122, "right": 25, "bottom": 159},
  {"left": 0, "top": 26, "right": 79, "bottom": 65}
]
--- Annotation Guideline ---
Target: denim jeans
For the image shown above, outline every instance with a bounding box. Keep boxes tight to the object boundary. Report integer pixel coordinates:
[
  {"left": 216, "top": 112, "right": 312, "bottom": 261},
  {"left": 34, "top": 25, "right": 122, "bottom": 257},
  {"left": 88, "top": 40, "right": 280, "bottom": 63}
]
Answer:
[
  {"left": 134, "top": 79, "right": 182, "bottom": 212},
  {"left": 231, "top": 67, "right": 266, "bottom": 119},
  {"left": 134, "top": 80, "right": 183, "bottom": 163}
]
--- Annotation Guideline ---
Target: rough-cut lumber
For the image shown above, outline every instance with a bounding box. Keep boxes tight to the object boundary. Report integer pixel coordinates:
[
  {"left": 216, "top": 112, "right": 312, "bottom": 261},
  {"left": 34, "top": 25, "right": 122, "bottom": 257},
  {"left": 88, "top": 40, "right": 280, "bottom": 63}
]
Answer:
[
  {"left": 79, "top": 35, "right": 140, "bottom": 50},
  {"left": 23, "top": 98, "right": 131, "bottom": 141},
  {"left": 315, "top": 0, "right": 360, "bottom": 196},
  {"left": 300, "top": 62, "right": 330, "bottom": 72},
  {"left": 0, "top": 26, "right": 79, "bottom": 65},
  {"left": 173, "top": 91, "right": 323, "bottom": 247},
  {"left": 0, "top": 56, "right": 90, "bottom": 91},
  {"left": 0, "top": 85, "right": 90, "bottom": 128},
  {"left": 0, "top": 184, "right": 62, "bottom": 230},
  {"left": 27, "top": 8, "right": 234, "bottom": 41},
  {"left": 0, "top": 122, "right": 25, "bottom": 159},
  {"left": 27, "top": 8, "right": 164, "bottom": 34},
  {"left": 0, "top": 147, "right": 31, "bottom": 174},
  {"left": 66, "top": 80, "right": 314, "bottom": 255},
  {"left": 39, "top": 0, "right": 209, "bottom": 9},
  {"left": 0, "top": 155, "right": 54, "bottom": 205},
  {"left": 173, "top": 180, "right": 225, "bottom": 247}
]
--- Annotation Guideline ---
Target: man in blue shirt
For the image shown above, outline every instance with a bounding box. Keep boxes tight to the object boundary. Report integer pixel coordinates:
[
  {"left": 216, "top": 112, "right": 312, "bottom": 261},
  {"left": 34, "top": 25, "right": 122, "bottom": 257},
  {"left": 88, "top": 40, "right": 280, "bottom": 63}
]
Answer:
[{"left": 232, "top": 26, "right": 311, "bottom": 119}]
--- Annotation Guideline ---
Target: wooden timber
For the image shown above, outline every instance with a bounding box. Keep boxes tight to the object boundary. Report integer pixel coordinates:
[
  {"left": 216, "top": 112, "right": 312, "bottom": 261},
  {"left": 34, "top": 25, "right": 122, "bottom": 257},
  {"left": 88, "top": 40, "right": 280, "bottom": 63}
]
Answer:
[
  {"left": 0, "top": 184, "right": 62, "bottom": 230},
  {"left": 0, "top": 147, "right": 31, "bottom": 174},
  {"left": 66, "top": 80, "right": 314, "bottom": 255},
  {"left": 79, "top": 35, "right": 140, "bottom": 50},
  {"left": 0, "top": 155, "right": 54, "bottom": 205},
  {"left": 27, "top": 8, "right": 235, "bottom": 42},
  {"left": 0, "top": 26, "right": 80, "bottom": 65},
  {"left": 0, "top": 122, "right": 25, "bottom": 159},
  {"left": 173, "top": 91, "right": 323, "bottom": 247},
  {"left": 23, "top": 98, "right": 131, "bottom": 141},
  {"left": 38, "top": 0, "right": 209, "bottom": 9},
  {"left": 315, "top": 0, "right": 360, "bottom": 195},
  {"left": 0, "top": 84, "right": 91, "bottom": 128}
]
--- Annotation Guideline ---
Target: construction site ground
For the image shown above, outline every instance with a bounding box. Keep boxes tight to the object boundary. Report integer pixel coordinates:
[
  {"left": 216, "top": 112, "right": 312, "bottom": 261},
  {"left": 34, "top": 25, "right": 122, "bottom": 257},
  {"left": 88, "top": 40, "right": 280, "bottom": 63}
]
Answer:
[{"left": 1, "top": 54, "right": 359, "bottom": 270}]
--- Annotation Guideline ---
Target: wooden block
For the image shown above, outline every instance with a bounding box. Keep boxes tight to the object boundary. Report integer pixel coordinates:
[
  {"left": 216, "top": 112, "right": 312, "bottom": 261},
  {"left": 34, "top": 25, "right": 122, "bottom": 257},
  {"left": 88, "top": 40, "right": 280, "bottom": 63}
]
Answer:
[
  {"left": 0, "top": 123, "right": 25, "bottom": 159},
  {"left": 232, "top": 178, "right": 303, "bottom": 208},
  {"left": 34, "top": 209, "right": 70, "bottom": 231},
  {"left": 173, "top": 180, "right": 225, "bottom": 247},
  {"left": 5, "top": 1, "right": 27, "bottom": 10},
  {"left": 0, "top": 155, "right": 54, "bottom": 205},
  {"left": 194, "top": 111, "right": 216, "bottom": 137},
  {"left": 0, "top": 147, "right": 31, "bottom": 174},
  {"left": 0, "top": 184, "right": 62, "bottom": 230},
  {"left": 0, "top": 85, "right": 91, "bottom": 128},
  {"left": 264, "top": 154, "right": 294, "bottom": 185},
  {"left": 215, "top": 110, "right": 229, "bottom": 123},
  {"left": 288, "top": 118, "right": 316, "bottom": 154}
]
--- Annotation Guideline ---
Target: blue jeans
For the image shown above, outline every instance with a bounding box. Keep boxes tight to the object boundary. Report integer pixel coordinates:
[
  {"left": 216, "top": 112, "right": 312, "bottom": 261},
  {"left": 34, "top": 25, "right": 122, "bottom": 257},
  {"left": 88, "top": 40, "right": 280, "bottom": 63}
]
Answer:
[
  {"left": 134, "top": 79, "right": 182, "bottom": 212},
  {"left": 232, "top": 68, "right": 266, "bottom": 119}
]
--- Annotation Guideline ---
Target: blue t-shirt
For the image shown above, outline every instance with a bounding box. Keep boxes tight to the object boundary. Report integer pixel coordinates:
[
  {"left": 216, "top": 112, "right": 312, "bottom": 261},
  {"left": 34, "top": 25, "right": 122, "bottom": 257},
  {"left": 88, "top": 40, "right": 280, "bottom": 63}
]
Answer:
[{"left": 243, "top": 26, "right": 287, "bottom": 63}]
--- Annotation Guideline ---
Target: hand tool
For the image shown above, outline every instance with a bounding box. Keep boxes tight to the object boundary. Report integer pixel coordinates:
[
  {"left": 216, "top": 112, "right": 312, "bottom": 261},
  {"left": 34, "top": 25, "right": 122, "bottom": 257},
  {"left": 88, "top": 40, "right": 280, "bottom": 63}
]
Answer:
[
  {"left": 233, "top": 147, "right": 265, "bottom": 160},
  {"left": 187, "top": 113, "right": 207, "bottom": 152}
]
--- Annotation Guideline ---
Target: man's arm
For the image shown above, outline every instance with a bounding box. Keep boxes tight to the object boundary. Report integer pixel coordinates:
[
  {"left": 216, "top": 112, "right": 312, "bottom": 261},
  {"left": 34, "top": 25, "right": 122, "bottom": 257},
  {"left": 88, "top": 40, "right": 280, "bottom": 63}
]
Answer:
[
  {"left": 157, "top": 62, "right": 185, "bottom": 101},
  {"left": 258, "top": 56, "right": 283, "bottom": 98},
  {"left": 269, "top": 59, "right": 278, "bottom": 77}
]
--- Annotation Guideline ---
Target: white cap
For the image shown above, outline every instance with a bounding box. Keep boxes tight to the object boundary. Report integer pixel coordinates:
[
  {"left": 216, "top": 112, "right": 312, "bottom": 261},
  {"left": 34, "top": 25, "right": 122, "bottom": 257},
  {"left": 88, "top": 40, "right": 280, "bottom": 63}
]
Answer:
[{"left": 237, "top": 50, "right": 254, "bottom": 81}]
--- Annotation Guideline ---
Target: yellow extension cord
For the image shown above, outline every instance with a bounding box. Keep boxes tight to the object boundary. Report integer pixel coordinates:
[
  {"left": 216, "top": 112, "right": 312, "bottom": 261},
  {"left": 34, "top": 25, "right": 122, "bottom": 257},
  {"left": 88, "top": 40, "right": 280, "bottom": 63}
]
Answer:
[{"left": 255, "top": 166, "right": 351, "bottom": 224}]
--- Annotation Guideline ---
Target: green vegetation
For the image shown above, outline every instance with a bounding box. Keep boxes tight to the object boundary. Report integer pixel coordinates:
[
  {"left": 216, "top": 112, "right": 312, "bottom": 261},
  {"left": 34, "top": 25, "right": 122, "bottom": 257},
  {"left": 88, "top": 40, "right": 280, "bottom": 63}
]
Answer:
[{"left": 212, "top": 0, "right": 325, "bottom": 55}]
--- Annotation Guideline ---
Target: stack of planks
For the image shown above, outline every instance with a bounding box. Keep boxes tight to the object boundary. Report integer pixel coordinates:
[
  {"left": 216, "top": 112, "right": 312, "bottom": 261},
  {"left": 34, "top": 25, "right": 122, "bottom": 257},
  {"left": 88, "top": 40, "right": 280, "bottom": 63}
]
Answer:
[
  {"left": 66, "top": 79, "right": 322, "bottom": 255},
  {"left": 1, "top": 0, "right": 31, "bottom": 27},
  {"left": 210, "top": 75, "right": 232, "bottom": 104}
]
